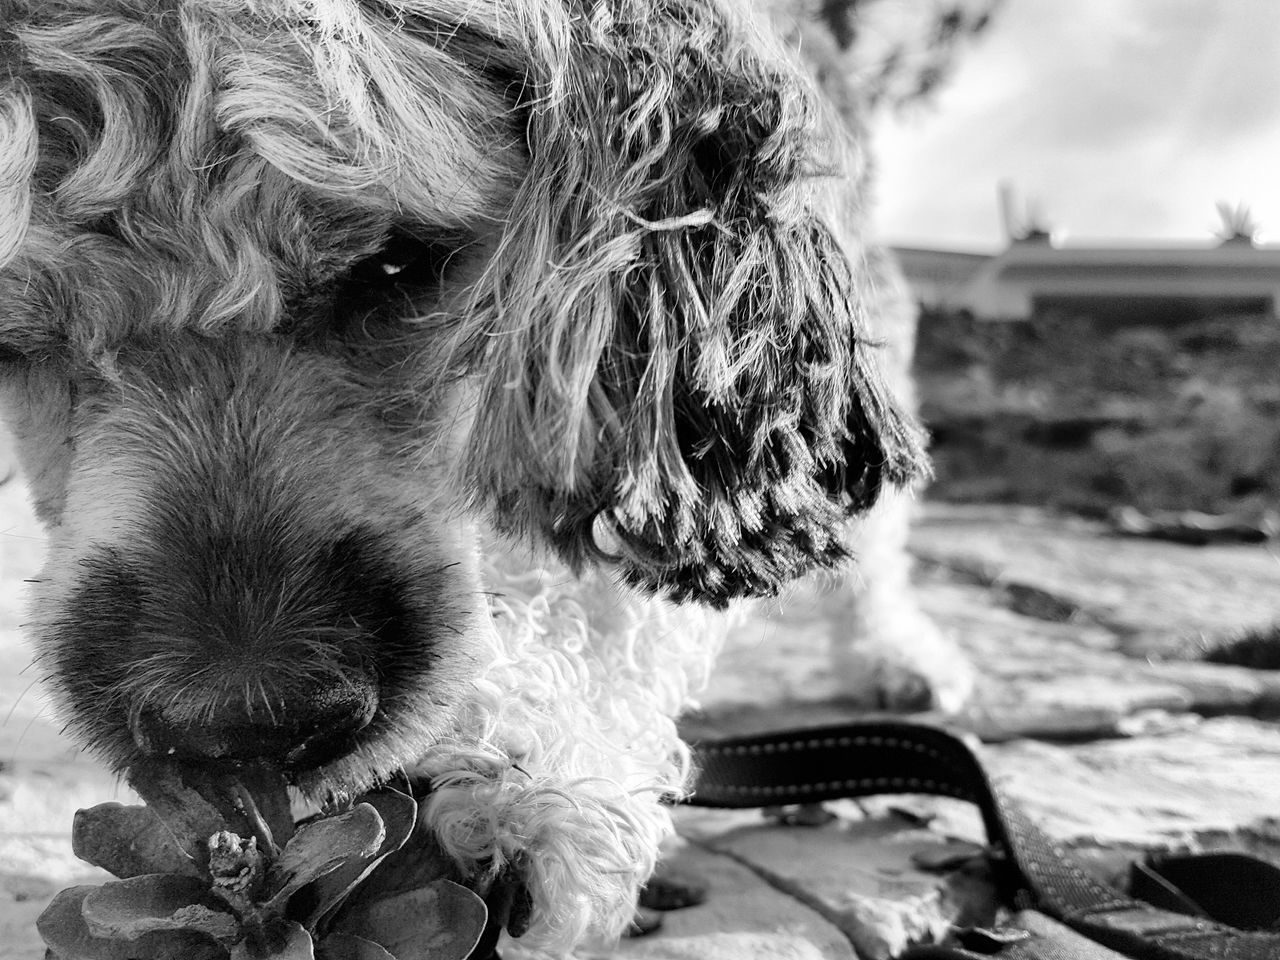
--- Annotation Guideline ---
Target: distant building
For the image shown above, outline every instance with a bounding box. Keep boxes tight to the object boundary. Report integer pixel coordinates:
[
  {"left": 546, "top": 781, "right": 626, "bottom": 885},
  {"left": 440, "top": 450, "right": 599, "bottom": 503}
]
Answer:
[
  {"left": 891, "top": 235, "right": 1280, "bottom": 323},
  {"left": 888, "top": 246, "right": 992, "bottom": 313}
]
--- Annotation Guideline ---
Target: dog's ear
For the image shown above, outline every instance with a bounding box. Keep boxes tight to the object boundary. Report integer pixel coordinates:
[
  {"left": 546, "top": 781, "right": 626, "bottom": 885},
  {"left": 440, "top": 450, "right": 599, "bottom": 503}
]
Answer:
[
  {"left": 0, "top": 82, "right": 36, "bottom": 271},
  {"left": 458, "top": 1, "right": 929, "bottom": 606}
]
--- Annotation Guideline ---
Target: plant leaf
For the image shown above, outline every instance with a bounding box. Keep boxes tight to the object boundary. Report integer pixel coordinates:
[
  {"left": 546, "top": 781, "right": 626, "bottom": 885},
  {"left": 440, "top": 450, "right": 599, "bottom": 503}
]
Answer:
[
  {"left": 334, "top": 818, "right": 457, "bottom": 917},
  {"left": 127, "top": 761, "right": 232, "bottom": 873},
  {"left": 266, "top": 804, "right": 385, "bottom": 911},
  {"left": 316, "top": 932, "right": 398, "bottom": 960},
  {"left": 81, "top": 874, "right": 239, "bottom": 943},
  {"left": 302, "top": 789, "right": 418, "bottom": 929},
  {"left": 232, "top": 918, "right": 315, "bottom": 960},
  {"left": 39, "top": 886, "right": 122, "bottom": 960},
  {"left": 38, "top": 885, "right": 225, "bottom": 960},
  {"left": 233, "top": 762, "right": 296, "bottom": 852},
  {"left": 337, "top": 881, "right": 489, "bottom": 960},
  {"left": 127, "top": 760, "right": 293, "bottom": 863},
  {"left": 73, "top": 803, "right": 203, "bottom": 879}
]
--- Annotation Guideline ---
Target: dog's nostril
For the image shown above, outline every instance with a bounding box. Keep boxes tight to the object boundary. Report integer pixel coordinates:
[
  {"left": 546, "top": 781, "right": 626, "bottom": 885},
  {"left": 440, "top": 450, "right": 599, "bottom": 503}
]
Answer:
[{"left": 130, "top": 680, "right": 378, "bottom": 769}]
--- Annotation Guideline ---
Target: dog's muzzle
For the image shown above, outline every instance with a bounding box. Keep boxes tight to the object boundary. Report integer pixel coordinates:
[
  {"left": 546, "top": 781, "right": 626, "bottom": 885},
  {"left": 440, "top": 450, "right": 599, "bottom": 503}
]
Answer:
[{"left": 128, "top": 678, "right": 379, "bottom": 770}]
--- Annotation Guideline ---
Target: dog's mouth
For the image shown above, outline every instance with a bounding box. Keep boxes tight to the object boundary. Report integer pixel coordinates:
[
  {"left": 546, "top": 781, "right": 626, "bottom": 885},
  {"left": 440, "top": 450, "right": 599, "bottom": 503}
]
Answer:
[{"left": 126, "top": 678, "right": 381, "bottom": 776}]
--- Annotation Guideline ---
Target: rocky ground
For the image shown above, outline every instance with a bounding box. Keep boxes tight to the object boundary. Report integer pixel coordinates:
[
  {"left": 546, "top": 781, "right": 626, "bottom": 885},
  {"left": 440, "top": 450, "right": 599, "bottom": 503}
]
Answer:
[
  {"left": 630, "top": 505, "right": 1280, "bottom": 960},
  {"left": 2, "top": 465, "right": 1278, "bottom": 958}
]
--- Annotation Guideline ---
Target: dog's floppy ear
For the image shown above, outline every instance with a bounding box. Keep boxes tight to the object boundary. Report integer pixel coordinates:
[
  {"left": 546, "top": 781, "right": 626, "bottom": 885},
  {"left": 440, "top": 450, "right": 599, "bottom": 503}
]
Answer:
[{"left": 459, "top": 0, "right": 929, "bottom": 606}]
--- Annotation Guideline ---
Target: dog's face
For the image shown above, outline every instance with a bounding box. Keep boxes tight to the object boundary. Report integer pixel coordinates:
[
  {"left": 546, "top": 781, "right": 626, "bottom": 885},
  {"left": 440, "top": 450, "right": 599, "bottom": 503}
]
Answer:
[{"left": 0, "top": 0, "right": 926, "bottom": 797}]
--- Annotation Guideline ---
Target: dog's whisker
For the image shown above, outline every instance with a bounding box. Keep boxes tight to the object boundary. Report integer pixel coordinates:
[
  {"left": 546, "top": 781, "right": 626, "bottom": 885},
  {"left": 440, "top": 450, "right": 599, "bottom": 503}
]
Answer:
[
  {"left": 7, "top": 703, "right": 54, "bottom": 770},
  {"left": 1, "top": 676, "right": 44, "bottom": 732}
]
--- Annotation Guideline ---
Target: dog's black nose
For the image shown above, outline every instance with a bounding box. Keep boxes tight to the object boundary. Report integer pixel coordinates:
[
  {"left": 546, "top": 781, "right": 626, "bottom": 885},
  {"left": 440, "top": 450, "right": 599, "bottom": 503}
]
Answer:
[{"left": 130, "top": 680, "right": 378, "bottom": 769}]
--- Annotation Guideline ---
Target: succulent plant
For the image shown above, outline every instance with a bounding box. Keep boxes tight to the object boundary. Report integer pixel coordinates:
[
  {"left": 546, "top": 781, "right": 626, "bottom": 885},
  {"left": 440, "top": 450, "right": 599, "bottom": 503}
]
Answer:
[{"left": 37, "top": 762, "right": 517, "bottom": 960}]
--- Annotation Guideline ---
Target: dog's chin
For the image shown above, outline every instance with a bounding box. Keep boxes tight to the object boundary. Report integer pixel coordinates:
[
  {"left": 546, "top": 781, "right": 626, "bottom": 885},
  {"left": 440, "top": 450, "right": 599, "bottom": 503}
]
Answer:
[
  {"left": 103, "top": 716, "right": 443, "bottom": 807},
  {"left": 287, "top": 742, "right": 414, "bottom": 803},
  {"left": 111, "top": 747, "right": 405, "bottom": 814},
  {"left": 284, "top": 706, "right": 471, "bottom": 802}
]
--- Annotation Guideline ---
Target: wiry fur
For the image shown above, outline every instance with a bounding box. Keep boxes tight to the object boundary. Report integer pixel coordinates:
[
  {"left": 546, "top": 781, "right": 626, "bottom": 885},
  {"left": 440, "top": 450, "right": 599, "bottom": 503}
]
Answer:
[
  {"left": 450, "top": 1, "right": 926, "bottom": 605},
  {"left": 0, "top": 0, "right": 931, "bottom": 953}
]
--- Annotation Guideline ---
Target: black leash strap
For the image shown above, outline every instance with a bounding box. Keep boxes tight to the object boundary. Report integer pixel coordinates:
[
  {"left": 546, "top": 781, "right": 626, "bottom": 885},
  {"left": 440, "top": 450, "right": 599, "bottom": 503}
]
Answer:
[{"left": 686, "top": 720, "right": 1280, "bottom": 960}]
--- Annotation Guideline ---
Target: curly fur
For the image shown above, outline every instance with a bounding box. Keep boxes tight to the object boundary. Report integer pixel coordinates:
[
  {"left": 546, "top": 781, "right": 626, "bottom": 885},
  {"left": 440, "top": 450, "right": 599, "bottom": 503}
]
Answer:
[
  {"left": 0, "top": 0, "right": 930, "bottom": 953},
  {"left": 418, "top": 544, "right": 724, "bottom": 948}
]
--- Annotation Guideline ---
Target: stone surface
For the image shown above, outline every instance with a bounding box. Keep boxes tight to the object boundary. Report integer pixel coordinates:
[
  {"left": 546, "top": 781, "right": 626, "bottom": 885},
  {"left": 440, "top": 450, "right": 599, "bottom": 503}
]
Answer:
[
  {"left": 666, "top": 504, "right": 1280, "bottom": 958},
  {"left": 0, "top": 878, "right": 59, "bottom": 960},
  {"left": 603, "top": 837, "right": 859, "bottom": 960},
  {"left": 988, "top": 716, "right": 1280, "bottom": 863},
  {"left": 675, "top": 804, "right": 996, "bottom": 960},
  {"left": 910, "top": 574, "right": 1279, "bottom": 741},
  {"left": 909, "top": 503, "right": 1280, "bottom": 660}
]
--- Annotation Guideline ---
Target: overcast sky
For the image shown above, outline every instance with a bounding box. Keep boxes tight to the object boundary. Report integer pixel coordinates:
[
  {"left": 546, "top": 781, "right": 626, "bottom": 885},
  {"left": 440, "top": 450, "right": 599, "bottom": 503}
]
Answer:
[{"left": 869, "top": 0, "right": 1280, "bottom": 251}]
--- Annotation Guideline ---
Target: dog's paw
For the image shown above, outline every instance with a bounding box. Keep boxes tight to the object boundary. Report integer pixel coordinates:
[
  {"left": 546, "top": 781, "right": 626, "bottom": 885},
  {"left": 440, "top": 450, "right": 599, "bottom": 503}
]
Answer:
[{"left": 830, "top": 610, "right": 974, "bottom": 714}]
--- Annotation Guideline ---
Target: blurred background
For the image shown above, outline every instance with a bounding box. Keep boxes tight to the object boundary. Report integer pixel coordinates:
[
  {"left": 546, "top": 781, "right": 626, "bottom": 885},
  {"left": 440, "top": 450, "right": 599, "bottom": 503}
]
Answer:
[
  {"left": 854, "top": 0, "right": 1280, "bottom": 530},
  {"left": 873, "top": 0, "right": 1280, "bottom": 248}
]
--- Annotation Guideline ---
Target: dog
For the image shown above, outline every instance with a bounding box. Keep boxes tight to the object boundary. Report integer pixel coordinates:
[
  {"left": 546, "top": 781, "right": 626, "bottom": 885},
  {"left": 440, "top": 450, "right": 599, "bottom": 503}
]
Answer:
[{"left": 0, "top": 0, "right": 952, "bottom": 953}]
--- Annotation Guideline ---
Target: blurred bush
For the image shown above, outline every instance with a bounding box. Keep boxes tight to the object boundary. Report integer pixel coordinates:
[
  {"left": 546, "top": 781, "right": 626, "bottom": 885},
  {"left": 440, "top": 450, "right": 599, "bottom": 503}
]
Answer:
[{"left": 915, "top": 309, "right": 1280, "bottom": 515}]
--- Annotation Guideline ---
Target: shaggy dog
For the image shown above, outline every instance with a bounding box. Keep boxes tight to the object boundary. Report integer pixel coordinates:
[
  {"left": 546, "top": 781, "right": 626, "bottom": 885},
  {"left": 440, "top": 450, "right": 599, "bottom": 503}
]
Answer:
[{"left": 0, "top": 0, "right": 956, "bottom": 953}]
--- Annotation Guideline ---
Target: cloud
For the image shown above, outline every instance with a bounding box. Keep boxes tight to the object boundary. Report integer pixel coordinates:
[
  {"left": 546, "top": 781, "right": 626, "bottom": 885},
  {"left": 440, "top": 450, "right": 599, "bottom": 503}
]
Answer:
[{"left": 870, "top": 0, "right": 1280, "bottom": 247}]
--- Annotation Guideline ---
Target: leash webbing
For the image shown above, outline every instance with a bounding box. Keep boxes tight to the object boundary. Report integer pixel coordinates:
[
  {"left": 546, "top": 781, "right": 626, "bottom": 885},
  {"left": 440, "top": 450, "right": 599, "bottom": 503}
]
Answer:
[{"left": 686, "top": 720, "right": 1280, "bottom": 960}]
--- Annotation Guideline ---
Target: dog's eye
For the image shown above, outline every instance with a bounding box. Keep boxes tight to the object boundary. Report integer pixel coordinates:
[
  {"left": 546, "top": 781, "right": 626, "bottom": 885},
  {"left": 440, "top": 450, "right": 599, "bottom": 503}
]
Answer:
[{"left": 347, "top": 231, "right": 463, "bottom": 292}]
